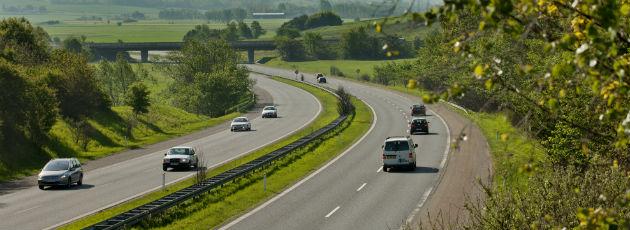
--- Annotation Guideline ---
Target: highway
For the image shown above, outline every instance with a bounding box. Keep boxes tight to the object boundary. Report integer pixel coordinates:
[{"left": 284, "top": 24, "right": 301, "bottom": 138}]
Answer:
[
  {"left": 221, "top": 65, "right": 451, "bottom": 230},
  {"left": 0, "top": 74, "right": 322, "bottom": 230}
]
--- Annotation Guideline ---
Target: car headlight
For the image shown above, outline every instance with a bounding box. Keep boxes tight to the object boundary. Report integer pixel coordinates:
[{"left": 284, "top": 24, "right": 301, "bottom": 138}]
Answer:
[
  {"left": 163, "top": 159, "right": 169, "bottom": 163},
  {"left": 181, "top": 158, "right": 189, "bottom": 162},
  {"left": 60, "top": 174, "right": 68, "bottom": 179}
]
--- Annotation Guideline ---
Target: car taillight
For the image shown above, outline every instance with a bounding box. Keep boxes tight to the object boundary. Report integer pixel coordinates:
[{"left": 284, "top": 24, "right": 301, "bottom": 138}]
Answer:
[{"left": 408, "top": 152, "right": 413, "bottom": 159}]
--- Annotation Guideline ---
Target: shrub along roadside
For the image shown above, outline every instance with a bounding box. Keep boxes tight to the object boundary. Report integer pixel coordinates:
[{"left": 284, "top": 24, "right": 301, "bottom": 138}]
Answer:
[{"left": 59, "top": 75, "right": 341, "bottom": 230}]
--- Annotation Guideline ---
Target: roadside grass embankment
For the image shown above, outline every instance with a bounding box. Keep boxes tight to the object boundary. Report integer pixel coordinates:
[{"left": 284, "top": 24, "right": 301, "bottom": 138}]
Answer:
[
  {"left": 0, "top": 64, "right": 247, "bottom": 182},
  {"left": 264, "top": 58, "right": 415, "bottom": 80},
  {"left": 60, "top": 74, "right": 371, "bottom": 229}
]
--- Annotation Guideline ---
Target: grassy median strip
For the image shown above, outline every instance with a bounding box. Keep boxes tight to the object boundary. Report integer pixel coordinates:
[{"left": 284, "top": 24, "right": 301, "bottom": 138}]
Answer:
[
  {"left": 59, "top": 75, "right": 342, "bottom": 230},
  {"left": 136, "top": 83, "right": 372, "bottom": 229}
]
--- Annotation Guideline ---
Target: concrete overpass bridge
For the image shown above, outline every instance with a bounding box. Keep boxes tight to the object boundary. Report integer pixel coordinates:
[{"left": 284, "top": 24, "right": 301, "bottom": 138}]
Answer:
[
  {"left": 86, "top": 41, "right": 277, "bottom": 63},
  {"left": 85, "top": 39, "right": 338, "bottom": 63}
]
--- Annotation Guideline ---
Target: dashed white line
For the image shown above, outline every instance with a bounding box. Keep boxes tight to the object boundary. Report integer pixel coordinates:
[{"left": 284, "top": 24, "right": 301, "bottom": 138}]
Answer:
[
  {"left": 405, "top": 187, "right": 434, "bottom": 224},
  {"left": 15, "top": 205, "right": 41, "bottom": 215},
  {"left": 356, "top": 183, "right": 367, "bottom": 192},
  {"left": 377, "top": 166, "right": 383, "bottom": 172},
  {"left": 325, "top": 206, "right": 341, "bottom": 218}
]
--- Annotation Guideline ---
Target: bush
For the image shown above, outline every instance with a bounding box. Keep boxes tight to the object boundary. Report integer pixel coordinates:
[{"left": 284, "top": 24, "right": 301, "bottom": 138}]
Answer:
[
  {"left": 275, "top": 37, "right": 305, "bottom": 61},
  {"left": 303, "top": 32, "right": 335, "bottom": 60},
  {"left": 330, "top": 66, "right": 344, "bottom": 77},
  {"left": 304, "top": 12, "right": 342, "bottom": 29},
  {"left": 336, "top": 86, "right": 354, "bottom": 116},
  {"left": 360, "top": 74, "right": 371, "bottom": 81},
  {"left": 339, "top": 27, "right": 381, "bottom": 60}
]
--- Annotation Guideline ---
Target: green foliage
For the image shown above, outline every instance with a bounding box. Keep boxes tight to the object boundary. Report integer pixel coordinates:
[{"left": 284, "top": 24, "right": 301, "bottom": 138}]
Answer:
[
  {"left": 277, "top": 11, "right": 342, "bottom": 36},
  {"left": 222, "top": 22, "right": 239, "bottom": 41},
  {"left": 0, "top": 17, "right": 50, "bottom": 65},
  {"left": 275, "top": 26, "right": 301, "bottom": 38},
  {"left": 62, "top": 36, "right": 84, "bottom": 53},
  {"left": 250, "top": 21, "right": 265, "bottom": 39},
  {"left": 237, "top": 22, "right": 252, "bottom": 39},
  {"left": 339, "top": 27, "right": 381, "bottom": 59},
  {"left": 274, "top": 36, "right": 306, "bottom": 61},
  {"left": 336, "top": 86, "right": 354, "bottom": 116},
  {"left": 125, "top": 82, "right": 150, "bottom": 115},
  {"left": 95, "top": 53, "right": 145, "bottom": 106},
  {"left": 303, "top": 32, "right": 334, "bottom": 60},
  {"left": 164, "top": 39, "right": 252, "bottom": 116},
  {"left": 46, "top": 50, "right": 109, "bottom": 121},
  {"left": 183, "top": 24, "right": 222, "bottom": 42}
]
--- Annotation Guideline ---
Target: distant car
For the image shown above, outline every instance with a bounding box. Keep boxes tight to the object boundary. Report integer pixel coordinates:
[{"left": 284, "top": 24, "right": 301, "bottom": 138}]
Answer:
[
  {"left": 163, "top": 146, "right": 199, "bottom": 171},
  {"left": 230, "top": 117, "right": 251, "bottom": 131},
  {"left": 316, "top": 73, "right": 327, "bottom": 83},
  {"left": 410, "top": 104, "right": 426, "bottom": 116},
  {"left": 382, "top": 136, "right": 417, "bottom": 172},
  {"left": 410, "top": 117, "right": 429, "bottom": 134},
  {"left": 262, "top": 105, "right": 278, "bottom": 118},
  {"left": 38, "top": 158, "right": 83, "bottom": 190}
]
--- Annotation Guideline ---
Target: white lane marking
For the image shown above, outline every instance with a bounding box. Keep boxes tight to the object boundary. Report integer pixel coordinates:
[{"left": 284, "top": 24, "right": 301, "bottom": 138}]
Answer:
[
  {"left": 15, "top": 205, "right": 41, "bottom": 215},
  {"left": 325, "top": 206, "right": 341, "bottom": 218},
  {"left": 356, "top": 183, "right": 367, "bottom": 192},
  {"left": 219, "top": 97, "right": 378, "bottom": 230},
  {"left": 45, "top": 75, "right": 324, "bottom": 230},
  {"left": 377, "top": 166, "right": 383, "bottom": 173},
  {"left": 405, "top": 187, "right": 433, "bottom": 224}
]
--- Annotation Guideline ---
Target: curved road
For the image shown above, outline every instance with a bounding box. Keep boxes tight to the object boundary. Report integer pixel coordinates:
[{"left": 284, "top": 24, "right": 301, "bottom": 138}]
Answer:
[
  {"left": 0, "top": 74, "right": 321, "bottom": 230},
  {"left": 223, "top": 65, "right": 451, "bottom": 230}
]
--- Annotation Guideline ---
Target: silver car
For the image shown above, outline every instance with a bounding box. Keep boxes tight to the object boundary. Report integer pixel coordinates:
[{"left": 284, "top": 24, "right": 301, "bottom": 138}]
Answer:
[
  {"left": 38, "top": 158, "right": 84, "bottom": 190},
  {"left": 163, "top": 147, "right": 199, "bottom": 171},
  {"left": 230, "top": 117, "right": 251, "bottom": 131},
  {"left": 262, "top": 106, "right": 278, "bottom": 118}
]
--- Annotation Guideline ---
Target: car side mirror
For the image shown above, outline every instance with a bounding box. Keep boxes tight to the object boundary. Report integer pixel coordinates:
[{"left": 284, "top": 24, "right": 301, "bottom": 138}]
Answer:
[
  {"left": 414, "top": 144, "right": 418, "bottom": 148},
  {"left": 381, "top": 145, "right": 384, "bottom": 149},
  {"left": 164, "top": 153, "right": 167, "bottom": 156}
]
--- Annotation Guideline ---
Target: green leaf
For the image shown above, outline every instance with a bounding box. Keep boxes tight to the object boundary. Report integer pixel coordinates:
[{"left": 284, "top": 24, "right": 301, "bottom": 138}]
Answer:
[
  {"left": 621, "top": 4, "right": 630, "bottom": 16},
  {"left": 474, "top": 64, "right": 484, "bottom": 78}
]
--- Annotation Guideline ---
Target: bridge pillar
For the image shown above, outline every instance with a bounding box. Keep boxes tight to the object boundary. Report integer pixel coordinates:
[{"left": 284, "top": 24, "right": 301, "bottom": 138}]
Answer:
[
  {"left": 247, "top": 48, "right": 255, "bottom": 64},
  {"left": 140, "top": 50, "right": 149, "bottom": 63}
]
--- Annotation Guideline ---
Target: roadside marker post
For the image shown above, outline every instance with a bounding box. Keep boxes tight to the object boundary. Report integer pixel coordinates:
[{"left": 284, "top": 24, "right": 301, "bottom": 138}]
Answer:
[{"left": 162, "top": 173, "right": 166, "bottom": 191}]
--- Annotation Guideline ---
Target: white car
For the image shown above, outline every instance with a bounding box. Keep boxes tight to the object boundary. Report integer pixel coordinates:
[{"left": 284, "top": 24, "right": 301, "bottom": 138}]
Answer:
[
  {"left": 230, "top": 117, "right": 251, "bottom": 131},
  {"left": 163, "top": 146, "right": 199, "bottom": 171},
  {"left": 262, "top": 105, "right": 278, "bottom": 118},
  {"left": 381, "top": 136, "right": 418, "bottom": 172}
]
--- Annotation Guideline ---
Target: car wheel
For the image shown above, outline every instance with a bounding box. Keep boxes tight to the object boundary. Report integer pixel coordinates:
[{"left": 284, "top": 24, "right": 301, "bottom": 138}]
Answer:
[
  {"left": 77, "top": 174, "right": 83, "bottom": 186},
  {"left": 163, "top": 166, "right": 168, "bottom": 171},
  {"left": 39, "top": 185, "right": 45, "bottom": 190},
  {"left": 383, "top": 166, "right": 387, "bottom": 172}
]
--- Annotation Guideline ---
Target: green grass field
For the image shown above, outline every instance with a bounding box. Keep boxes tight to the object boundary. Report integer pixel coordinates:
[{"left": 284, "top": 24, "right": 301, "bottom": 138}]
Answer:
[
  {"left": 304, "top": 14, "right": 436, "bottom": 40},
  {"left": 264, "top": 58, "right": 416, "bottom": 79},
  {"left": 59, "top": 74, "right": 352, "bottom": 230}
]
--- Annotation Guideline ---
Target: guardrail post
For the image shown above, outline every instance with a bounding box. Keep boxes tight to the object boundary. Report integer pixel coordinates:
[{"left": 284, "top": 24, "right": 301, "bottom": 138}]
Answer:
[
  {"left": 263, "top": 173, "right": 267, "bottom": 192},
  {"left": 162, "top": 173, "right": 166, "bottom": 191}
]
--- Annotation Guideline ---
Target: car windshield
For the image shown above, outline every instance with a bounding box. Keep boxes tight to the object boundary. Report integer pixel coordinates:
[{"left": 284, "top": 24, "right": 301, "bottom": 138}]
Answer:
[
  {"left": 264, "top": 107, "right": 276, "bottom": 111},
  {"left": 413, "top": 119, "right": 427, "bottom": 124},
  {"left": 43, "top": 160, "right": 70, "bottom": 171},
  {"left": 384, "top": 141, "right": 410, "bottom": 151},
  {"left": 234, "top": 118, "right": 248, "bottom": 122},
  {"left": 413, "top": 105, "right": 424, "bottom": 109},
  {"left": 169, "top": 148, "right": 191, "bottom": 155}
]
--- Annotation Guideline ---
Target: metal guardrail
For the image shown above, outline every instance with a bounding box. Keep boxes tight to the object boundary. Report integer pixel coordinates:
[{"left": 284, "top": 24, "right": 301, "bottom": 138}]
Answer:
[{"left": 85, "top": 77, "right": 346, "bottom": 230}]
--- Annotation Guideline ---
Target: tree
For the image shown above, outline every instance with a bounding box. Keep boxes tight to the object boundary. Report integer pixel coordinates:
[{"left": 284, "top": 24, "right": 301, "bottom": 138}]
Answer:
[
  {"left": 303, "top": 32, "right": 334, "bottom": 59},
  {"left": 183, "top": 24, "right": 222, "bottom": 42},
  {"left": 46, "top": 50, "right": 109, "bottom": 121},
  {"left": 250, "top": 21, "right": 266, "bottom": 39},
  {"left": 95, "top": 53, "right": 144, "bottom": 106},
  {"left": 231, "top": 8, "right": 247, "bottom": 22},
  {"left": 276, "top": 27, "right": 301, "bottom": 38},
  {"left": 221, "top": 22, "right": 239, "bottom": 41},
  {"left": 0, "top": 17, "right": 50, "bottom": 65},
  {"left": 275, "top": 36, "right": 305, "bottom": 61},
  {"left": 0, "top": 59, "right": 57, "bottom": 142},
  {"left": 238, "top": 22, "right": 253, "bottom": 39},
  {"left": 125, "top": 82, "right": 150, "bottom": 115},
  {"left": 62, "top": 36, "right": 83, "bottom": 53},
  {"left": 339, "top": 27, "right": 380, "bottom": 59},
  {"left": 165, "top": 40, "right": 253, "bottom": 116}
]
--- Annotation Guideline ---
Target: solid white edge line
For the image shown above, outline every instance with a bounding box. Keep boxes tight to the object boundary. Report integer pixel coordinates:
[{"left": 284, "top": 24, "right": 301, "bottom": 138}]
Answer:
[
  {"left": 219, "top": 97, "right": 378, "bottom": 230},
  {"left": 356, "top": 183, "right": 367, "bottom": 192},
  {"left": 377, "top": 166, "right": 383, "bottom": 173},
  {"left": 44, "top": 74, "right": 324, "bottom": 230},
  {"left": 401, "top": 98, "right": 452, "bottom": 228},
  {"left": 325, "top": 206, "right": 341, "bottom": 218}
]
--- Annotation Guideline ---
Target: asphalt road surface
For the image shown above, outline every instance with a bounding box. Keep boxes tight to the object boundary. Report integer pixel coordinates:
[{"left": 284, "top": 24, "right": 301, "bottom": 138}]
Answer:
[
  {"left": 0, "top": 73, "right": 321, "bottom": 230},
  {"left": 222, "top": 65, "right": 451, "bottom": 230}
]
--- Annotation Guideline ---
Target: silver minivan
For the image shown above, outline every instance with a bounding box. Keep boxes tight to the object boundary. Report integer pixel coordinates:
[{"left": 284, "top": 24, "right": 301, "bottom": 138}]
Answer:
[{"left": 382, "top": 136, "right": 417, "bottom": 172}]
